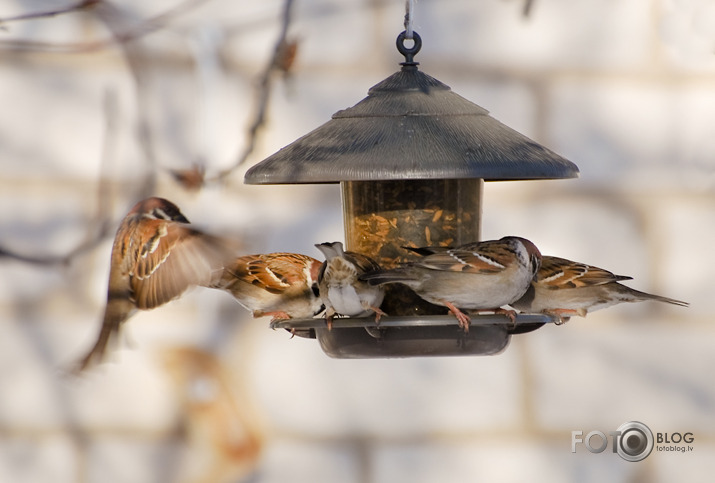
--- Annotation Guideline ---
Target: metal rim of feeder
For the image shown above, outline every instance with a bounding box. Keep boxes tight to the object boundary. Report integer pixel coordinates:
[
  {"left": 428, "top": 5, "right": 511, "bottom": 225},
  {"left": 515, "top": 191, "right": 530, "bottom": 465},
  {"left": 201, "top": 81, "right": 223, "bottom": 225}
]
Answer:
[
  {"left": 272, "top": 313, "right": 561, "bottom": 332},
  {"left": 245, "top": 31, "right": 580, "bottom": 358},
  {"left": 272, "top": 314, "right": 562, "bottom": 359}
]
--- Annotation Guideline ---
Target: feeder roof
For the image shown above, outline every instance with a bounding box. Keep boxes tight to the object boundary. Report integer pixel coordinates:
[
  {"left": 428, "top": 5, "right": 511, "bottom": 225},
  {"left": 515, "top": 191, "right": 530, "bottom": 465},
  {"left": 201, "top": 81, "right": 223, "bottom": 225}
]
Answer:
[{"left": 245, "top": 62, "right": 578, "bottom": 184}]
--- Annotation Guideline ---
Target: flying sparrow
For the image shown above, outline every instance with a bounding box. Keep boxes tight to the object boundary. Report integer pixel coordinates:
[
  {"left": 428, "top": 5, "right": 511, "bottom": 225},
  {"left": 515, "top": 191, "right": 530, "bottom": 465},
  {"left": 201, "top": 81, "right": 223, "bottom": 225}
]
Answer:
[
  {"left": 511, "top": 255, "right": 689, "bottom": 323},
  {"left": 361, "top": 236, "right": 542, "bottom": 332},
  {"left": 76, "top": 197, "right": 237, "bottom": 371},
  {"left": 210, "top": 252, "right": 324, "bottom": 322},
  {"left": 315, "top": 241, "right": 386, "bottom": 329}
]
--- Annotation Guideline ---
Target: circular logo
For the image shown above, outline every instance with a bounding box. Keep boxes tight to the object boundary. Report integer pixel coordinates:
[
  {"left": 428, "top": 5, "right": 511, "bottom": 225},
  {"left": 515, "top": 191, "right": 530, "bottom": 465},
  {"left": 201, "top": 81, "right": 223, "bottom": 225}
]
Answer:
[{"left": 616, "top": 421, "right": 654, "bottom": 462}]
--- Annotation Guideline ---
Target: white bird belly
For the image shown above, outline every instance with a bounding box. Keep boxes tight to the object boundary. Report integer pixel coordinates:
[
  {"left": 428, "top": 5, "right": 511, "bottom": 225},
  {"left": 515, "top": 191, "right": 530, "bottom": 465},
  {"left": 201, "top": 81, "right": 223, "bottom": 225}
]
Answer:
[{"left": 327, "top": 284, "right": 368, "bottom": 317}]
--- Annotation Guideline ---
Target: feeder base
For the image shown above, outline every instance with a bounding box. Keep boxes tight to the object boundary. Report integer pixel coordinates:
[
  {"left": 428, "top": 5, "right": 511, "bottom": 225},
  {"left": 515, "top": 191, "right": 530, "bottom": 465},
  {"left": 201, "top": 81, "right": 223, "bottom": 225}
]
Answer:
[{"left": 270, "top": 314, "right": 558, "bottom": 358}]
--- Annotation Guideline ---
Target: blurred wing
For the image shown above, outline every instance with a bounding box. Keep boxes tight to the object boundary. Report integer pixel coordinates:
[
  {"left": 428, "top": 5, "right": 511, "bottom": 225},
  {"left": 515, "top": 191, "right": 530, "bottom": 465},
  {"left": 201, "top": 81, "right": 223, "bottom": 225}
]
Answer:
[
  {"left": 537, "top": 256, "right": 632, "bottom": 289},
  {"left": 130, "top": 220, "right": 235, "bottom": 309}
]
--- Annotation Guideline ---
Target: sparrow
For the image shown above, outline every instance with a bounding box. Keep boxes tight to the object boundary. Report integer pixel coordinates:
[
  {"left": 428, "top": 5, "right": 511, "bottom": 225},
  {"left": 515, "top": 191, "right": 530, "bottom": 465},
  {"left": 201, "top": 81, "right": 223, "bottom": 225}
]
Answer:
[
  {"left": 210, "top": 252, "right": 324, "bottom": 322},
  {"left": 76, "top": 197, "right": 237, "bottom": 371},
  {"left": 511, "top": 255, "right": 689, "bottom": 323},
  {"left": 315, "top": 241, "right": 386, "bottom": 329},
  {"left": 361, "top": 236, "right": 542, "bottom": 332}
]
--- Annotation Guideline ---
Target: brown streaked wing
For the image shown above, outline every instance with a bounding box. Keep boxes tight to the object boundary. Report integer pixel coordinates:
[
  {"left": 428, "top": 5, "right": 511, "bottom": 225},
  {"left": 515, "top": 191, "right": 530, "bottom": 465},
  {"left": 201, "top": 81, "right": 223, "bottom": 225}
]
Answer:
[
  {"left": 130, "top": 221, "right": 234, "bottom": 309},
  {"left": 538, "top": 256, "right": 632, "bottom": 289},
  {"left": 344, "top": 251, "right": 382, "bottom": 273},
  {"left": 231, "top": 253, "right": 314, "bottom": 295},
  {"left": 415, "top": 240, "right": 516, "bottom": 274}
]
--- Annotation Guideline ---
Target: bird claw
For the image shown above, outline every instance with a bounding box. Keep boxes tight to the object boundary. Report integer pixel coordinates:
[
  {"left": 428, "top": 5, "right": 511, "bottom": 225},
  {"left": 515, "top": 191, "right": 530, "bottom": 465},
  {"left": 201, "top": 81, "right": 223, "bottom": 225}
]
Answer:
[
  {"left": 547, "top": 309, "right": 578, "bottom": 325},
  {"left": 372, "top": 307, "right": 387, "bottom": 325},
  {"left": 457, "top": 316, "right": 471, "bottom": 333},
  {"left": 444, "top": 301, "right": 471, "bottom": 333},
  {"left": 269, "top": 316, "right": 290, "bottom": 330},
  {"left": 490, "top": 308, "right": 518, "bottom": 329}
]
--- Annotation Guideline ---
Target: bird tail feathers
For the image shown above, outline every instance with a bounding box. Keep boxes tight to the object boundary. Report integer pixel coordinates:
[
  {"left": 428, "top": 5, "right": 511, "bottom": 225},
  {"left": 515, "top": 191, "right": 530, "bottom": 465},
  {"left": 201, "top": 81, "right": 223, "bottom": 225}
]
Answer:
[{"left": 626, "top": 287, "right": 689, "bottom": 307}]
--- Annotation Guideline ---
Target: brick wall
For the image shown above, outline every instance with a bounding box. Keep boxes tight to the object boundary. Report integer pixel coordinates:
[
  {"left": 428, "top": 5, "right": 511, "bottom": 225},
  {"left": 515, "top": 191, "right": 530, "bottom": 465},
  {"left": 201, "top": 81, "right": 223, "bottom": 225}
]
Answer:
[{"left": 0, "top": 1, "right": 713, "bottom": 482}]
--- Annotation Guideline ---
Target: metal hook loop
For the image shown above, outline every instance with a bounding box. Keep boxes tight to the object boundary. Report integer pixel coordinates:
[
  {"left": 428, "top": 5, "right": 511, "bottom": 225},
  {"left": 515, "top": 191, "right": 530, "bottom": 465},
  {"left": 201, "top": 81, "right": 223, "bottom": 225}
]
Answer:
[{"left": 396, "top": 30, "right": 422, "bottom": 66}]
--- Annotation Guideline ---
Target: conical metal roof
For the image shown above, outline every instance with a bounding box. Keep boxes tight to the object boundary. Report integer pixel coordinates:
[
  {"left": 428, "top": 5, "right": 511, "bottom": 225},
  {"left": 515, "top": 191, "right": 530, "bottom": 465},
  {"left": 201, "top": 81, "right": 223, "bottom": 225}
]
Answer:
[{"left": 245, "top": 33, "right": 578, "bottom": 185}]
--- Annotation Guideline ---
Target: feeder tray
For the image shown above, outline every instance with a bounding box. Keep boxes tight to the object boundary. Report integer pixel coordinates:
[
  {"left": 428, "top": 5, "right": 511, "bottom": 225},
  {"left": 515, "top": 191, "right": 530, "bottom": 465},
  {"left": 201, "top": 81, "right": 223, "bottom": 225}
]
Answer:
[
  {"left": 246, "top": 31, "right": 579, "bottom": 358},
  {"left": 271, "top": 314, "right": 561, "bottom": 358}
]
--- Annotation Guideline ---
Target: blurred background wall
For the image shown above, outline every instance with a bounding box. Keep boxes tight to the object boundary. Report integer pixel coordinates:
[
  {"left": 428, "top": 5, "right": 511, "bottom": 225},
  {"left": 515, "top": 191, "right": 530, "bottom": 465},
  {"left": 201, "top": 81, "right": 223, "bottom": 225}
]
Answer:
[{"left": 0, "top": 0, "right": 713, "bottom": 482}]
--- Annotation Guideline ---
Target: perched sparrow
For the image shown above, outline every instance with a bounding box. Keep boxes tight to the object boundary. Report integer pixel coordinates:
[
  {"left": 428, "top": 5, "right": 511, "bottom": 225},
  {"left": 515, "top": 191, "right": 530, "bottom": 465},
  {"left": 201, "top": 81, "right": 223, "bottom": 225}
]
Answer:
[
  {"left": 511, "top": 255, "right": 689, "bottom": 323},
  {"left": 361, "top": 236, "right": 542, "bottom": 331},
  {"left": 210, "top": 252, "right": 324, "bottom": 322},
  {"left": 315, "top": 241, "right": 386, "bottom": 329},
  {"left": 76, "top": 197, "right": 237, "bottom": 371}
]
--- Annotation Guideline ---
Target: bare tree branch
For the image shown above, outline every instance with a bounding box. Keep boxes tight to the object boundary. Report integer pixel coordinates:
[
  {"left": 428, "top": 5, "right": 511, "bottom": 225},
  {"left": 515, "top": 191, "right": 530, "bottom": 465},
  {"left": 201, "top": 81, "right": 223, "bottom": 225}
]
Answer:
[
  {"left": 0, "top": 0, "right": 222, "bottom": 266},
  {"left": 522, "top": 0, "right": 536, "bottom": 18},
  {"left": 0, "top": 0, "right": 99, "bottom": 26},
  {"left": 0, "top": 88, "right": 120, "bottom": 266},
  {"left": 0, "top": 0, "right": 295, "bottom": 263},
  {"left": 0, "top": 0, "right": 214, "bottom": 53},
  {"left": 210, "top": 0, "right": 295, "bottom": 182},
  {"left": 90, "top": 0, "right": 160, "bottom": 197}
]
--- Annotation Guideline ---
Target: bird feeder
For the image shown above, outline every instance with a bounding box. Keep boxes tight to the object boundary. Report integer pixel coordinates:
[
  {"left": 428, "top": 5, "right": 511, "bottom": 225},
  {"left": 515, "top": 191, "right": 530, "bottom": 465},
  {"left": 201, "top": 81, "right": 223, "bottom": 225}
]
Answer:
[{"left": 245, "top": 32, "right": 579, "bottom": 358}]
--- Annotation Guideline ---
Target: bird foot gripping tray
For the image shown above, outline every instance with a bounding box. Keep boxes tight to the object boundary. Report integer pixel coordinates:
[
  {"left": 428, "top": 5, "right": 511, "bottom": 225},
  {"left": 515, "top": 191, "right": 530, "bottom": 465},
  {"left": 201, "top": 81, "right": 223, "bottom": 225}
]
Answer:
[{"left": 246, "top": 32, "right": 578, "bottom": 358}]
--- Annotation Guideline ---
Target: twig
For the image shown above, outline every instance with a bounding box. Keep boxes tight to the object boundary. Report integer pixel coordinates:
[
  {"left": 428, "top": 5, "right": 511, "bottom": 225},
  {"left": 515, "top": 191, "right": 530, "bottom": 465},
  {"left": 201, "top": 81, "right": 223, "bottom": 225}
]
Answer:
[
  {"left": 210, "top": 0, "right": 295, "bottom": 182},
  {"left": 0, "top": 88, "right": 120, "bottom": 266},
  {"left": 93, "top": 0, "right": 214, "bottom": 47},
  {"left": 522, "top": 0, "right": 536, "bottom": 18},
  {"left": 0, "top": 0, "right": 98, "bottom": 25},
  {"left": 0, "top": 248, "right": 65, "bottom": 266},
  {"left": 0, "top": 0, "right": 213, "bottom": 53},
  {"left": 91, "top": 1, "right": 158, "bottom": 197},
  {"left": 75, "top": 87, "right": 121, "bottom": 250}
]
